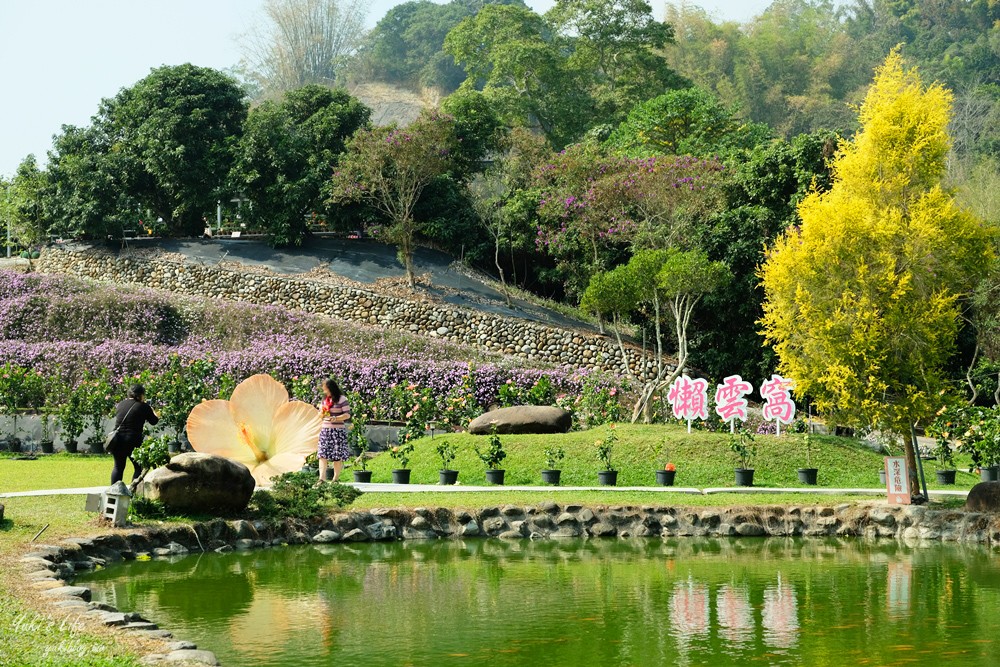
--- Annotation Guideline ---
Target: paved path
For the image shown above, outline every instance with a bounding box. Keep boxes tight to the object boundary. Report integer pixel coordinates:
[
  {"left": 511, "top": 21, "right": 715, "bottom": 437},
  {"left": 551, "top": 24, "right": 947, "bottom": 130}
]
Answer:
[{"left": 0, "top": 484, "right": 969, "bottom": 499}]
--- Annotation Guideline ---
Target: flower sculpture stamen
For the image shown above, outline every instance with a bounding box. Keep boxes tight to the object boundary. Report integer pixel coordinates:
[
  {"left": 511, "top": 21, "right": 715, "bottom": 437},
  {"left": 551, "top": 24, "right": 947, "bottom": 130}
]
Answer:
[{"left": 186, "top": 374, "right": 322, "bottom": 486}]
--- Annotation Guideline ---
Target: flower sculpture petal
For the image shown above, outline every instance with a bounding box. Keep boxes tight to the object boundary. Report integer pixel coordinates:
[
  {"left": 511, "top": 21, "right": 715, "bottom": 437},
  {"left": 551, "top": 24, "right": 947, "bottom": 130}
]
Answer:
[{"left": 186, "top": 374, "right": 322, "bottom": 486}]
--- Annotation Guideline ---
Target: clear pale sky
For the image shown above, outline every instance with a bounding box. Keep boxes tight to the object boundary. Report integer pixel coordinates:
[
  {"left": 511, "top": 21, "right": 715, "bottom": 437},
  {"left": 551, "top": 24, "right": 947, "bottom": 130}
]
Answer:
[{"left": 0, "top": 0, "right": 774, "bottom": 177}]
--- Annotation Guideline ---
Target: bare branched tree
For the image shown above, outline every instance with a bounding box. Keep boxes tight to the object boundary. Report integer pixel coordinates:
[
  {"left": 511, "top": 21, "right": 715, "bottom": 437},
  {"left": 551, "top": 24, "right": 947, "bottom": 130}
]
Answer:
[{"left": 240, "top": 0, "right": 367, "bottom": 98}]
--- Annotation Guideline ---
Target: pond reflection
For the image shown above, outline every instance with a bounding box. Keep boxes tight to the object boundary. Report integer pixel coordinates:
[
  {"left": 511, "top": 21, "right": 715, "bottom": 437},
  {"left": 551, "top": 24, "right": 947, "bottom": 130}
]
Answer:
[{"left": 80, "top": 537, "right": 1000, "bottom": 667}]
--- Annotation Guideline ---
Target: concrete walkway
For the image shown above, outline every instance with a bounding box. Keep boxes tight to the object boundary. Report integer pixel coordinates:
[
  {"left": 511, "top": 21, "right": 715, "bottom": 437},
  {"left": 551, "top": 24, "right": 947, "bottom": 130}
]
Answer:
[{"left": 0, "top": 483, "right": 969, "bottom": 499}]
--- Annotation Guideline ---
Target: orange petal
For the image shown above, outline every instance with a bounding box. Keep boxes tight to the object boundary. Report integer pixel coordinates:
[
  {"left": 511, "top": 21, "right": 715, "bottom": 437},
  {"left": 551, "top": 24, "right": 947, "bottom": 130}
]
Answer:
[
  {"left": 249, "top": 460, "right": 289, "bottom": 486},
  {"left": 228, "top": 374, "right": 289, "bottom": 457},
  {"left": 186, "top": 400, "right": 257, "bottom": 468},
  {"left": 271, "top": 400, "right": 323, "bottom": 458}
]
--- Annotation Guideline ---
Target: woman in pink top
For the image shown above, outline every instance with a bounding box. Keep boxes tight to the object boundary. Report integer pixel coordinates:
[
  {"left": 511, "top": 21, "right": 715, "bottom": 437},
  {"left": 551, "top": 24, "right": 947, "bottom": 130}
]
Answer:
[{"left": 317, "top": 378, "right": 351, "bottom": 482}]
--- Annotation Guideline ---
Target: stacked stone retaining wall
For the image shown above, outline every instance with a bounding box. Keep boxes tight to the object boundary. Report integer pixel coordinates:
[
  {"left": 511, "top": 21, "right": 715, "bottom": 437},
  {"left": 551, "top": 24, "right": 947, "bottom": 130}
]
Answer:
[{"left": 37, "top": 248, "right": 661, "bottom": 379}]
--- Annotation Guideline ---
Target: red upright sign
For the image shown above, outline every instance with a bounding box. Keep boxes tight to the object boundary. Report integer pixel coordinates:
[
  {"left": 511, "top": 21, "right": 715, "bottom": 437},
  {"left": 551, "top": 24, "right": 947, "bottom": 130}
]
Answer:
[{"left": 885, "top": 456, "right": 911, "bottom": 505}]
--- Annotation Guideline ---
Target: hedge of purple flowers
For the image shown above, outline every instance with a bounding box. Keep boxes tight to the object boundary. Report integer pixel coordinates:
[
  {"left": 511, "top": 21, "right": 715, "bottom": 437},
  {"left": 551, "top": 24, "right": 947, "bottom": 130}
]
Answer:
[{"left": 0, "top": 270, "right": 625, "bottom": 439}]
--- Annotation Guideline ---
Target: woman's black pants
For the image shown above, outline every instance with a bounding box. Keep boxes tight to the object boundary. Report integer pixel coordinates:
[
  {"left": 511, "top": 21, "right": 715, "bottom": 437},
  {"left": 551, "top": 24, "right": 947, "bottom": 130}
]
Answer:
[{"left": 111, "top": 447, "right": 142, "bottom": 485}]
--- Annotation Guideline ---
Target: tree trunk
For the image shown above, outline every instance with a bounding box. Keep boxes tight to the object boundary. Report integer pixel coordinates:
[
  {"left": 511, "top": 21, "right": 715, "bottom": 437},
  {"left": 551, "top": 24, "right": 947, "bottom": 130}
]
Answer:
[
  {"left": 494, "top": 238, "right": 512, "bottom": 308},
  {"left": 401, "top": 236, "right": 416, "bottom": 289},
  {"left": 966, "top": 343, "right": 979, "bottom": 405},
  {"left": 995, "top": 369, "right": 1000, "bottom": 407},
  {"left": 902, "top": 433, "right": 920, "bottom": 497}
]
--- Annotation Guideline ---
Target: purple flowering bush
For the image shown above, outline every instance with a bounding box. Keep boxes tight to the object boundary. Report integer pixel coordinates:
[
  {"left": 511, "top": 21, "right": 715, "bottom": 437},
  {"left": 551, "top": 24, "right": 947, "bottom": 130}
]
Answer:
[{"left": 0, "top": 270, "right": 627, "bottom": 434}]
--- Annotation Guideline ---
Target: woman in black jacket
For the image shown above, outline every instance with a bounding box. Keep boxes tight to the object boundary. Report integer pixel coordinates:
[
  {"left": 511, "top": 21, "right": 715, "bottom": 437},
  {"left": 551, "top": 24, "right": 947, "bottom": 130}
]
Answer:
[{"left": 110, "top": 384, "right": 160, "bottom": 484}]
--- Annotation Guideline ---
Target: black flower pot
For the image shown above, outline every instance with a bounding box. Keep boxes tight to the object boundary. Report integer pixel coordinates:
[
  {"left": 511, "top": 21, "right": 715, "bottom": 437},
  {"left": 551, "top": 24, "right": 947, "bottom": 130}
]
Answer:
[
  {"left": 40, "top": 441, "right": 55, "bottom": 455},
  {"left": 88, "top": 439, "right": 104, "bottom": 455},
  {"left": 64, "top": 439, "right": 78, "bottom": 454},
  {"left": 935, "top": 469, "right": 956, "bottom": 485},
  {"left": 439, "top": 469, "right": 459, "bottom": 485},
  {"left": 655, "top": 470, "right": 676, "bottom": 486},
  {"left": 541, "top": 469, "right": 562, "bottom": 486},
  {"left": 391, "top": 469, "right": 411, "bottom": 484},
  {"left": 353, "top": 470, "right": 372, "bottom": 483},
  {"left": 878, "top": 468, "right": 887, "bottom": 485},
  {"left": 485, "top": 469, "right": 506, "bottom": 485},
  {"left": 980, "top": 466, "right": 999, "bottom": 482},
  {"left": 597, "top": 470, "right": 618, "bottom": 486},
  {"left": 734, "top": 468, "right": 755, "bottom": 487},
  {"left": 797, "top": 468, "right": 819, "bottom": 485}
]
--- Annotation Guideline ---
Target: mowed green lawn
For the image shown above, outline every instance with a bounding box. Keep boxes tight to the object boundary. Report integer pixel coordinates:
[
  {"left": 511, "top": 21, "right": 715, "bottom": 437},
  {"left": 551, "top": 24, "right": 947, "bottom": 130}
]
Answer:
[
  {"left": 365, "top": 423, "right": 979, "bottom": 490},
  {"left": 0, "top": 453, "right": 111, "bottom": 494},
  {"left": 0, "top": 425, "right": 979, "bottom": 495}
]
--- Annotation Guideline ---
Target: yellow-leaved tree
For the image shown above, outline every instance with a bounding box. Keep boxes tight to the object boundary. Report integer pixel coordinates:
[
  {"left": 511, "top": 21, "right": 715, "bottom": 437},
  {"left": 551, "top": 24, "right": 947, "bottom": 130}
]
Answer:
[{"left": 760, "top": 52, "right": 995, "bottom": 492}]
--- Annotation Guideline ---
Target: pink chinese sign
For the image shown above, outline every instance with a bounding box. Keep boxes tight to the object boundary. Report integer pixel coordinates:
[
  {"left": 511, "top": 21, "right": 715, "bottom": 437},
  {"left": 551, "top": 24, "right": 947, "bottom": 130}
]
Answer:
[
  {"left": 715, "top": 375, "right": 753, "bottom": 432},
  {"left": 760, "top": 374, "right": 796, "bottom": 435},
  {"left": 885, "top": 456, "right": 911, "bottom": 505},
  {"left": 667, "top": 374, "right": 709, "bottom": 433}
]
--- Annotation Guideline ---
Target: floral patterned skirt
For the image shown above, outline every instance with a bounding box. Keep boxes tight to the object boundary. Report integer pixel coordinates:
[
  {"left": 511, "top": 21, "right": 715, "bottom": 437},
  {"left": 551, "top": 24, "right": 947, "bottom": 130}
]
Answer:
[{"left": 318, "top": 427, "right": 349, "bottom": 461}]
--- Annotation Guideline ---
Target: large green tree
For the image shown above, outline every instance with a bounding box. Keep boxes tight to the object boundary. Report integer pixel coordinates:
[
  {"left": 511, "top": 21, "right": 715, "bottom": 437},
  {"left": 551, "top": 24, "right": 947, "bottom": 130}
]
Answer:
[
  {"left": 546, "top": 0, "right": 684, "bottom": 123},
  {"left": 42, "top": 125, "right": 135, "bottom": 240},
  {"left": 605, "top": 86, "right": 772, "bottom": 158},
  {"left": 0, "top": 156, "right": 47, "bottom": 259},
  {"left": 99, "top": 64, "right": 248, "bottom": 235},
  {"left": 760, "top": 53, "right": 994, "bottom": 491},
  {"left": 445, "top": 4, "right": 592, "bottom": 148},
  {"left": 231, "top": 85, "right": 371, "bottom": 246},
  {"left": 445, "top": 0, "right": 685, "bottom": 148},
  {"left": 352, "top": 0, "right": 527, "bottom": 91}
]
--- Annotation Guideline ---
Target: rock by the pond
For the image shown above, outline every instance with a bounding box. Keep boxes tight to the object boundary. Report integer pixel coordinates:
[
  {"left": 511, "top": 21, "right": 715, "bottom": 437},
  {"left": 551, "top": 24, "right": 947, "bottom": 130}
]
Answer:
[
  {"left": 140, "top": 453, "right": 254, "bottom": 514},
  {"left": 966, "top": 481, "right": 1000, "bottom": 513},
  {"left": 164, "top": 649, "right": 220, "bottom": 665},
  {"left": 468, "top": 406, "right": 572, "bottom": 435},
  {"left": 312, "top": 530, "right": 340, "bottom": 543}
]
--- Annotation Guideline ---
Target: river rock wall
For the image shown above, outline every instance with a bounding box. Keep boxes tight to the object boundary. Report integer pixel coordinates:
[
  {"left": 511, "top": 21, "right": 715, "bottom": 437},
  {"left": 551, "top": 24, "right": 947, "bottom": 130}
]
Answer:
[{"left": 36, "top": 248, "right": 660, "bottom": 379}]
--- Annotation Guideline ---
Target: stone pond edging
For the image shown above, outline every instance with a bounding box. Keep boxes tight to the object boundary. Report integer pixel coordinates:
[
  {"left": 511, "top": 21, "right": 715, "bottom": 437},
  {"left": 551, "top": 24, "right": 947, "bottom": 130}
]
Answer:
[
  {"left": 36, "top": 247, "right": 660, "bottom": 379},
  {"left": 19, "top": 502, "right": 1000, "bottom": 665}
]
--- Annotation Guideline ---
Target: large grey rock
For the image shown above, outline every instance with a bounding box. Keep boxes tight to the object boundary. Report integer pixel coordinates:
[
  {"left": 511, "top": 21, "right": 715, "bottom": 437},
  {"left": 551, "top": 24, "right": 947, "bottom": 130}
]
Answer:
[
  {"left": 966, "top": 481, "right": 1000, "bottom": 513},
  {"left": 164, "top": 649, "right": 219, "bottom": 665},
  {"left": 140, "top": 453, "right": 254, "bottom": 514},
  {"left": 468, "top": 406, "right": 572, "bottom": 435}
]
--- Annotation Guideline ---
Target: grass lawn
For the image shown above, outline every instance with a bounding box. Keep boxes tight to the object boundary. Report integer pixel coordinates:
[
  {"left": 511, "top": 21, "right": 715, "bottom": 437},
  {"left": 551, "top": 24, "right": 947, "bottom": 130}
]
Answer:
[
  {"left": 364, "top": 423, "right": 980, "bottom": 490},
  {"left": 0, "top": 453, "right": 111, "bottom": 493},
  {"left": 0, "top": 495, "right": 150, "bottom": 667}
]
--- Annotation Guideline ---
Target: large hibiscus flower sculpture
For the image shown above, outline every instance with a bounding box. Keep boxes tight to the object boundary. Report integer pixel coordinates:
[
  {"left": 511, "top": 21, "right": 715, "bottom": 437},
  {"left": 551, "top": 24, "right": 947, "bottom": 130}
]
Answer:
[{"left": 186, "top": 374, "right": 322, "bottom": 486}]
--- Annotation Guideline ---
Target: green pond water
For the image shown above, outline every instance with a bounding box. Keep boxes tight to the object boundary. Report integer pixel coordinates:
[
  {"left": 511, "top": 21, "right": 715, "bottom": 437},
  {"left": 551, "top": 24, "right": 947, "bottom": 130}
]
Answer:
[{"left": 79, "top": 538, "right": 1000, "bottom": 667}]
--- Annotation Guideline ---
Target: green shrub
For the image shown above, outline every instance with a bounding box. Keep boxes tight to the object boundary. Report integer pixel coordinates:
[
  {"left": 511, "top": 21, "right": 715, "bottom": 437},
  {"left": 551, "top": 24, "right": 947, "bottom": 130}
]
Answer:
[
  {"left": 248, "top": 471, "right": 362, "bottom": 521},
  {"left": 128, "top": 496, "right": 168, "bottom": 520},
  {"left": 132, "top": 434, "right": 172, "bottom": 471}
]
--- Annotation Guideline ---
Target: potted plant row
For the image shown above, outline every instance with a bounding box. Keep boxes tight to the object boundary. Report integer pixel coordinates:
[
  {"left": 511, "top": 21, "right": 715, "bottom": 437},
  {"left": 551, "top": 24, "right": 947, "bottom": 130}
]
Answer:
[
  {"left": 655, "top": 441, "right": 676, "bottom": 486},
  {"left": 389, "top": 441, "right": 414, "bottom": 484},
  {"left": 475, "top": 426, "right": 507, "bottom": 485},
  {"left": 541, "top": 446, "right": 565, "bottom": 485},
  {"left": 797, "top": 433, "right": 818, "bottom": 485},
  {"left": 730, "top": 428, "right": 756, "bottom": 487},
  {"left": 596, "top": 425, "right": 618, "bottom": 486},
  {"left": 351, "top": 414, "right": 373, "bottom": 483},
  {"left": 437, "top": 440, "right": 459, "bottom": 485}
]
